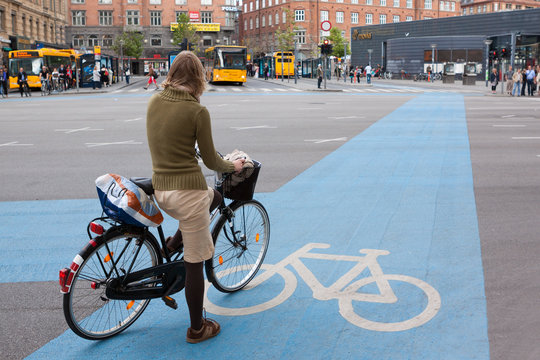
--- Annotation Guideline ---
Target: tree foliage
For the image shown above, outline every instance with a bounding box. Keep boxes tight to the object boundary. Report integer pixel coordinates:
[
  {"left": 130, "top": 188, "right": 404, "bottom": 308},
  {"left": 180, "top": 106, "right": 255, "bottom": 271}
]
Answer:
[
  {"left": 172, "top": 13, "right": 200, "bottom": 53},
  {"left": 275, "top": 9, "right": 298, "bottom": 52},
  {"left": 326, "top": 28, "right": 350, "bottom": 58},
  {"left": 112, "top": 31, "right": 144, "bottom": 59}
]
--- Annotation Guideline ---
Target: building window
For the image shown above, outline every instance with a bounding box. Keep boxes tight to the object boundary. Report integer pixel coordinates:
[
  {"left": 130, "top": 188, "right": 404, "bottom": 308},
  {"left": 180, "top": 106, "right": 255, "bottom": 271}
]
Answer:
[
  {"left": 406, "top": 0, "right": 412, "bottom": 7},
  {"left": 201, "top": 11, "right": 212, "bottom": 23},
  {"left": 102, "top": 34, "right": 113, "bottom": 47},
  {"left": 275, "top": 12, "right": 279, "bottom": 24},
  {"left": 406, "top": 15, "right": 412, "bottom": 21},
  {"left": 505, "top": 4, "right": 511, "bottom": 10},
  {"left": 176, "top": 0, "right": 187, "bottom": 4},
  {"left": 151, "top": 36, "right": 161, "bottom": 46},
  {"left": 380, "top": 0, "right": 386, "bottom": 6},
  {"left": 394, "top": 0, "right": 399, "bottom": 7},
  {"left": 98, "top": 0, "right": 112, "bottom": 3},
  {"left": 337, "top": 0, "right": 343, "bottom": 3},
  {"left": 425, "top": 0, "right": 432, "bottom": 9},
  {"left": 268, "top": 14, "right": 272, "bottom": 26},
  {"left": 88, "top": 34, "right": 99, "bottom": 47},
  {"left": 150, "top": 11, "right": 161, "bottom": 26},
  {"left": 99, "top": 11, "right": 113, "bottom": 26},
  {"left": 72, "top": 11, "right": 86, "bottom": 26},
  {"left": 393, "top": 15, "right": 399, "bottom": 22},
  {"left": 126, "top": 10, "right": 139, "bottom": 25},
  {"left": 440, "top": 1, "right": 444, "bottom": 9},
  {"left": 244, "top": 4, "right": 247, "bottom": 12},
  {"left": 225, "top": 11, "right": 235, "bottom": 26},
  {"left": 366, "top": 0, "right": 372, "bottom": 5},
  {"left": 351, "top": 0, "right": 358, "bottom": 3},
  {"left": 295, "top": 29, "right": 306, "bottom": 44},
  {"left": 321, "top": 10, "right": 328, "bottom": 21},
  {"left": 483, "top": 4, "right": 487, "bottom": 11},
  {"left": 269, "top": 0, "right": 272, "bottom": 5},
  {"left": 379, "top": 14, "right": 386, "bottom": 23},
  {"left": 282, "top": 11, "right": 286, "bottom": 23},
  {"left": 175, "top": 11, "right": 186, "bottom": 20},
  {"left": 72, "top": 34, "right": 84, "bottom": 47},
  {"left": 201, "top": 0, "right": 212, "bottom": 4},
  {"left": 256, "top": 0, "right": 259, "bottom": 9},
  {"left": 351, "top": 12, "right": 358, "bottom": 23},
  {"left": 244, "top": 19, "right": 247, "bottom": 30},
  {"left": 336, "top": 11, "right": 344, "bottom": 23},
  {"left": 295, "top": 10, "right": 305, "bottom": 21},
  {"left": 262, "top": 15, "right": 265, "bottom": 27},
  {"left": 71, "top": 0, "right": 84, "bottom": 3},
  {"left": 256, "top": 16, "right": 259, "bottom": 28},
  {"left": 493, "top": 3, "right": 498, "bottom": 10},
  {"left": 451, "top": 1, "right": 455, "bottom": 10},
  {"left": 127, "top": 0, "right": 137, "bottom": 3},
  {"left": 366, "top": 13, "right": 372, "bottom": 24},
  {"left": 250, "top": 2, "right": 253, "bottom": 11},
  {"left": 262, "top": 0, "right": 265, "bottom": 8},
  {"left": 250, "top": 18, "right": 253, "bottom": 29},
  {"left": 149, "top": 0, "right": 161, "bottom": 4}
]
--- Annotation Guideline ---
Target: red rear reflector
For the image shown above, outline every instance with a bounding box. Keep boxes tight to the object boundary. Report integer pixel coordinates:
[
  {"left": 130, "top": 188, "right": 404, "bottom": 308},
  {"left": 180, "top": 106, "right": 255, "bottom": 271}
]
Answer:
[
  {"left": 59, "top": 268, "right": 70, "bottom": 293},
  {"left": 90, "top": 222, "right": 104, "bottom": 235}
]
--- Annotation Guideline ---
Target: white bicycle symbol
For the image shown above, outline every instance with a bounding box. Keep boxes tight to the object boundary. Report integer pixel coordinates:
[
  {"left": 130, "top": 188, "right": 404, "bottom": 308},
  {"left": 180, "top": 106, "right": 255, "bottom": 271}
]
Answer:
[{"left": 205, "top": 243, "right": 441, "bottom": 332}]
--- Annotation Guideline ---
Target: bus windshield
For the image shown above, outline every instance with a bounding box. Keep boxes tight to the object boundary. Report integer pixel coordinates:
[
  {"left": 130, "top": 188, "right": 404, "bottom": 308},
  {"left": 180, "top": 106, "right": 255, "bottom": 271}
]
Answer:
[
  {"left": 216, "top": 48, "right": 246, "bottom": 70},
  {"left": 9, "top": 58, "right": 43, "bottom": 76}
]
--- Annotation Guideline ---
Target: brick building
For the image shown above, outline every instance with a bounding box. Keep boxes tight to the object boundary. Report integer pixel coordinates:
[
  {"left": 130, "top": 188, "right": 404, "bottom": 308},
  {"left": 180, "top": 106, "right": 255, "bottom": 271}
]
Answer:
[
  {"left": 460, "top": 0, "right": 540, "bottom": 15},
  {"left": 0, "top": 0, "right": 68, "bottom": 66},
  {"left": 239, "top": 0, "right": 461, "bottom": 60},
  {"left": 66, "top": 0, "right": 241, "bottom": 74}
]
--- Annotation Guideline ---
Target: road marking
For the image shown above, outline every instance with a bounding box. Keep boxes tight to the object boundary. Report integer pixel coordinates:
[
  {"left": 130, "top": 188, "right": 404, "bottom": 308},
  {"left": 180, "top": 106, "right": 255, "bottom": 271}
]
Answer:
[
  {"left": 260, "top": 88, "right": 272, "bottom": 92},
  {"left": 128, "top": 89, "right": 139, "bottom": 93},
  {"left": 231, "top": 125, "right": 277, "bottom": 130},
  {"left": 121, "top": 117, "right": 143, "bottom": 122},
  {"left": 305, "top": 137, "right": 347, "bottom": 144},
  {"left": 512, "top": 137, "right": 540, "bottom": 140},
  {"left": 492, "top": 125, "right": 526, "bottom": 127},
  {"left": 55, "top": 127, "right": 104, "bottom": 134},
  {"left": 501, "top": 115, "right": 516, "bottom": 118},
  {"left": 329, "top": 116, "right": 365, "bottom": 120},
  {"left": 85, "top": 140, "right": 143, "bottom": 147},
  {"left": 0, "top": 141, "right": 34, "bottom": 147},
  {"left": 231, "top": 88, "right": 241, "bottom": 92}
]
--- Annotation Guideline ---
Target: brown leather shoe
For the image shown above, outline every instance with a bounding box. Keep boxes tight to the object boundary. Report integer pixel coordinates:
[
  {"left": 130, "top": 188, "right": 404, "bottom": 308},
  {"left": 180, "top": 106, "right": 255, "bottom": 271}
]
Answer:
[{"left": 186, "top": 318, "right": 221, "bottom": 344}]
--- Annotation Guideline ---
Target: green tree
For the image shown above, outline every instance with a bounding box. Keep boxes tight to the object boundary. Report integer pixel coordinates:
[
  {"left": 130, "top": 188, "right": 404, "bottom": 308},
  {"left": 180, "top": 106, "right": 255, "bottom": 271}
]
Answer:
[
  {"left": 275, "top": 9, "right": 298, "bottom": 52},
  {"left": 171, "top": 13, "right": 200, "bottom": 53},
  {"left": 326, "top": 28, "right": 350, "bottom": 58},
  {"left": 112, "top": 31, "right": 144, "bottom": 61}
]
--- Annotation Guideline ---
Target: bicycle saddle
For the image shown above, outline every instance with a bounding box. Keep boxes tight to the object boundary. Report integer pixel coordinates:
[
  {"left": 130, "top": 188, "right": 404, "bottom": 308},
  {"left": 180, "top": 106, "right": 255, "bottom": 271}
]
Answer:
[{"left": 130, "top": 177, "right": 154, "bottom": 195}]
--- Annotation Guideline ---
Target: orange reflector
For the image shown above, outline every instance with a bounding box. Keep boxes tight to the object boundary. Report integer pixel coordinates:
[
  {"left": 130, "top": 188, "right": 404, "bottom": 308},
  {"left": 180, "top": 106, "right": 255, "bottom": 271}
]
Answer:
[
  {"left": 256, "top": 233, "right": 260, "bottom": 242},
  {"left": 219, "top": 256, "right": 223, "bottom": 265},
  {"left": 104, "top": 252, "right": 113, "bottom": 263},
  {"left": 126, "top": 300, "right": 135, "bottom": 310}
]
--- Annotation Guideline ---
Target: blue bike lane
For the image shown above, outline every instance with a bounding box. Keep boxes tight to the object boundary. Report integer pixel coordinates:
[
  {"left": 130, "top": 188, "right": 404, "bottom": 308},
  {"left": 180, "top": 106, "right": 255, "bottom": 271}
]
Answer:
[{"left": 1, "top": 92, "right": 489, "bottom": 359}]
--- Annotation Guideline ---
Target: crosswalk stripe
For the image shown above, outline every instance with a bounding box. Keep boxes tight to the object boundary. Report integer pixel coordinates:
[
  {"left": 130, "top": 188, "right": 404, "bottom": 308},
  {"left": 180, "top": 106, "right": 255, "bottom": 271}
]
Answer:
[{"left": 231, "top": 88, "right": 241, "bottom": 92}]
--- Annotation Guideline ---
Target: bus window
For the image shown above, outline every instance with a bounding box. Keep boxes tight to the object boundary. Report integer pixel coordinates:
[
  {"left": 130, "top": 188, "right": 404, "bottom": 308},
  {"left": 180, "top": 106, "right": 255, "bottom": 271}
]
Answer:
[{"left": 9, "top": 58, "right": 42, "bottom": 76}]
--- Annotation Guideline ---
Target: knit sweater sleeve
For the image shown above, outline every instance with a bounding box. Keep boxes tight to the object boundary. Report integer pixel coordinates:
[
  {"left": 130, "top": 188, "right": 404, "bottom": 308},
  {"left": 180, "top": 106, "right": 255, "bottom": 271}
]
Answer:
[{"left": 196, "top": 107, "right": 235, "bottom": 173}]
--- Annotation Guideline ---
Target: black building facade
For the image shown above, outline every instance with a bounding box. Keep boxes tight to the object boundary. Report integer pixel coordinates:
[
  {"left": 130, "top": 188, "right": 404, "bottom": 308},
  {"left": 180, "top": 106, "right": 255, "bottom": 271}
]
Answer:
[{"left": 351, "top": 9, "right": 540, "bottom": 76}]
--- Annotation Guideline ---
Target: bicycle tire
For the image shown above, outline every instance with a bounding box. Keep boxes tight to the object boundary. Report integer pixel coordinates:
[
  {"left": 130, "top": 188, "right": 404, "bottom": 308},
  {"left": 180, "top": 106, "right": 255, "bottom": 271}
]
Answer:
[
  {"left": 205, "top": 200, "right": 270, "bottom": 293},
  {"left": 63, "top": 227, "right": 161, "bottom": 340}
]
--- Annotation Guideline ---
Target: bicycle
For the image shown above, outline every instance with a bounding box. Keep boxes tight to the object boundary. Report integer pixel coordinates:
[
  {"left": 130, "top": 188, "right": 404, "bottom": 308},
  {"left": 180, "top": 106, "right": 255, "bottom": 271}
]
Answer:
[
  {"left": 384, "top": 71, "right": 392, "bottom": 80},
  {"left": 20, "top": 81, "right": 31, "bottom": 97},
  {"left": 59, "top": 161, "right": 270, "bottom": 340},
  {"left": 40, "top": 79, "right": 50, "bottom": 96},
  {"left": 205, "top": 242, "right": 441, "bottom": 332}
]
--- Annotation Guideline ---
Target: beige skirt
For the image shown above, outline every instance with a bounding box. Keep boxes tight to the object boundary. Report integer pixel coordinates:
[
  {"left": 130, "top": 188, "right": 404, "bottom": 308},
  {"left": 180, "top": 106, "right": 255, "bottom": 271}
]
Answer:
[{"left": 154, "top": 187, "right": 214, "bottom": 263}]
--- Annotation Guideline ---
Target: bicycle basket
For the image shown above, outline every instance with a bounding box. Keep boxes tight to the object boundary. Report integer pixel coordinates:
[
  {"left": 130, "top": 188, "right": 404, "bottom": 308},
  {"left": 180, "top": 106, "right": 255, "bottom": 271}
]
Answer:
[{"left": 222, "top": 160, "right": 261, "bottom": 201}]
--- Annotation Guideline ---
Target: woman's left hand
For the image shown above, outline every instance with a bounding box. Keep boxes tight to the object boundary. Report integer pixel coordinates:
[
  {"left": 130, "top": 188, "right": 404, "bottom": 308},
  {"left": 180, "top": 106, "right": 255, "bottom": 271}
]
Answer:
[{"left": 233, "top": 159, "right": 246, "bottom": 173}]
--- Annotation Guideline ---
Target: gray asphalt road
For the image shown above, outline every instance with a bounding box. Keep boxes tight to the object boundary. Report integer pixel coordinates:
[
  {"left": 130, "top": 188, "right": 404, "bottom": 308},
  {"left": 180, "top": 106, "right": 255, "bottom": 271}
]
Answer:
[{"left": 1, "top": 79, "right": 539, "bottom": 360}]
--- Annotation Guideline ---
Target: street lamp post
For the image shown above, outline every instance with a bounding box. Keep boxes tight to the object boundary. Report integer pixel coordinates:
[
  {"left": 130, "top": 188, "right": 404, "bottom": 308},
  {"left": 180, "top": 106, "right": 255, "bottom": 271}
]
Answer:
[
  {"left": 484, "top": 39, "right": 493, "bottom": 87},
  {"left": 430, "top": 43, "right": 436, "bottom": 83},
  {"left": 343, "top": 39, "right": 347, "bottom": 83},
  {"left": 119, "top": 39, "right": 124, "bottom": 82},
  {"left": 367, "top": 48, "right": 373, "bottom": 66},
  {"left": 294, "top": 37, "right": 298, "bottom": 84}
]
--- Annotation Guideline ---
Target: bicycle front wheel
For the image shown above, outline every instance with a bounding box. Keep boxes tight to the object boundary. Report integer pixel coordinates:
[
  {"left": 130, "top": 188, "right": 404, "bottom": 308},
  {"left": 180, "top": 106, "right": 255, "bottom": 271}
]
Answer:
[
  {"left": 63, "top": 228, "right": 160, "bottom": 340},
  {"left": 206, "top": 200, "right": 270, "bottom": 293}
]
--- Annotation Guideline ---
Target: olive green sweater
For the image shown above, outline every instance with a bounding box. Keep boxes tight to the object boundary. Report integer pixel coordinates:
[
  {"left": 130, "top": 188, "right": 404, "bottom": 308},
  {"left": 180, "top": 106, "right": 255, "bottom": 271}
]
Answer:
[{"left": 146, "top": 87, "right": 235, "bottom": 191}]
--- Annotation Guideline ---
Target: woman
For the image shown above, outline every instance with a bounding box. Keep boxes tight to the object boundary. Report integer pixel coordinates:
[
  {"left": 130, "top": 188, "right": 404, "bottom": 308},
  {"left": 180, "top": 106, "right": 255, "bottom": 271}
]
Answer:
[
  {"left": 144, "top": 65, "right": 159, "bottom": 90},
  {"left": 146, "top": 51, "right": 244, "bottom": 343},
  {"left": 489, "top": 68, "right": 498, "bottom": 94},
  {"left": 92, "top": 66, "right": 100, "bottom": 90}
]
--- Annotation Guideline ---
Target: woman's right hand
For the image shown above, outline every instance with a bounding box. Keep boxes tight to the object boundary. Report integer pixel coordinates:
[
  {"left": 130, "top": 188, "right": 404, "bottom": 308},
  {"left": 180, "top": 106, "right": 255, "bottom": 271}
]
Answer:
[{"left": 233, "top": 159, "right": 246, "bottom": 173}]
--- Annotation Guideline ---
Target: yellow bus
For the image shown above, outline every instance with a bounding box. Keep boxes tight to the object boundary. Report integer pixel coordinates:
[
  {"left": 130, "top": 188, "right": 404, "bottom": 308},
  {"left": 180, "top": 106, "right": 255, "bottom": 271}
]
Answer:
[
  {"left": 8, "top": 48, "right": 79, "bottom": 89},
  {"left": 273, "top": 51, "right": 295, "bottom": 77},
  {"left": 204, "top": 46, "right": 247, "bottom": 84}
]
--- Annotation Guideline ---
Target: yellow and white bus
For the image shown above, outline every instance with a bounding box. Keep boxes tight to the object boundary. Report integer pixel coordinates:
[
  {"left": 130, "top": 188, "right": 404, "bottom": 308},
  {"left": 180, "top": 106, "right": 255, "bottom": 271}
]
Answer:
[
  {"left": 204, "top": 46, "right": 247, "bottom": 84},
  {"left": 8, "top": 48, "right": 78, "bottom": 89},
  {"left": 273, "top": 51, "right": 295, "bottom": 78}
]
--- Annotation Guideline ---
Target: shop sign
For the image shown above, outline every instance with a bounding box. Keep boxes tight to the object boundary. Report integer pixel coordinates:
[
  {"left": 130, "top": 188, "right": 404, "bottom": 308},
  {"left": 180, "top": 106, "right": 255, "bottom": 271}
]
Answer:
[
  {"left": 221, "top": 6, "right": 239, "bottom": 11},
  {"left": 352, "top": 30, "right": 372, "bottom": 40},
  {"left": 170, "top": 23, "right": 220, "bottom": 32},
  {"left": 189, "top": 11, "right": 200, "bottom": 22}
]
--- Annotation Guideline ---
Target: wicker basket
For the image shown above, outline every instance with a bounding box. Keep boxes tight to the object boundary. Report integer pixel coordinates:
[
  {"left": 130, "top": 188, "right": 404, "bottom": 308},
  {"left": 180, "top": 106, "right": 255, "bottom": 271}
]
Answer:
[{"left": 223, "top": 160, "right": 261, "bottom": 201}]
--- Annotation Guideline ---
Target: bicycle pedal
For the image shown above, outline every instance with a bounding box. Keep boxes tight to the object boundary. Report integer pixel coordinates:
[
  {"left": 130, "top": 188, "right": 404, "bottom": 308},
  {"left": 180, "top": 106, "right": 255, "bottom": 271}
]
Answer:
[{"left": 162, "top": 296, "right": 178, "bottom": 310}]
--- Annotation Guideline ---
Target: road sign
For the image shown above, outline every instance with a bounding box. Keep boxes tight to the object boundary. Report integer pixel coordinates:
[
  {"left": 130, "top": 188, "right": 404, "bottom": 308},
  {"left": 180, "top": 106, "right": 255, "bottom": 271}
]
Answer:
[{"left": 321, "top": 21, "right": 332, "bottom": 32}]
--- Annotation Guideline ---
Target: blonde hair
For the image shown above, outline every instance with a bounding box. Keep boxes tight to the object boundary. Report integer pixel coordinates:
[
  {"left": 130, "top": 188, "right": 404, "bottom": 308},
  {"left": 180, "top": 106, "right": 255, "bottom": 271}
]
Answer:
[{"left": 162, "top": 51, "right": 206, "bottom": 99}]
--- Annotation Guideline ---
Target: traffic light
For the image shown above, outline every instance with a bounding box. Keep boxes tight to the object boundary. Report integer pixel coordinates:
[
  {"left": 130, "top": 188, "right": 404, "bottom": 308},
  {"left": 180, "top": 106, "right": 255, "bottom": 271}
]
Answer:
[
  {"left": 489, "top": 50, "right": 498, "bottom": 59},
  {"left": 180, "top": 38, "right": 193, "bottom": 51},
  {"left": 319, "top": 39, "right": 333, "bottom": 56},
  {"left": 501, "top": 46, "right": 510, "bottom": 59}
]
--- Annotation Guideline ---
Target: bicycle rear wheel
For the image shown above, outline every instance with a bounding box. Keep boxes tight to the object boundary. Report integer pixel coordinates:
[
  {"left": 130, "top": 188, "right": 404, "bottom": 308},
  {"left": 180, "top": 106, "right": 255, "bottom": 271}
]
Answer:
[
  {"left": 63, "top": 227, "right": 160, "bottom": 340},
  {"left": 206, "top": 200, "right": 270, "bottom": 293}
]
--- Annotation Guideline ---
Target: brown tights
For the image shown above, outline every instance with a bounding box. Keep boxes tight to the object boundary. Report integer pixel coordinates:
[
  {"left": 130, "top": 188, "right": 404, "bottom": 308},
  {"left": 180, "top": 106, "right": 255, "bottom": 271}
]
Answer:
[{"left": 181, "top": 189, "right": 222, "bottom": 330}]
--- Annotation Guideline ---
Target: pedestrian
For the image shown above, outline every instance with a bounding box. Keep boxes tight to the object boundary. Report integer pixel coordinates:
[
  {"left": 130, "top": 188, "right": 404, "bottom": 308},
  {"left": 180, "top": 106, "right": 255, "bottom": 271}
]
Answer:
[
  {"left": 1, "top": 65, "right": 8, "bottom": 97},
  {"left": 144, "top": 65, "right": 159, "bottom": 90},
  {"left": 125, "top": 66, "right": 130, "bottom": 84},
  {"left": 521, "top": 69, "right": 527, "bottom": 96},
  {"left": 349, "top": 67, "right": 354, "bottom": 83},
  {"left": 489, "top": 68, "right": 498, "bottom": 94},
  {"left": 263, "top": 64, "right": 269, "bottom": 80},
  {"left": 108, "top": 67, "right": 113, "bottom": 85},
  {"left": 0, "top": 67, "right": 7, "bottom": 98},
  {"left": 536, "top": 66, "right": 540, "bottom": 96},
  {"left": 317, "top": 64, "right": 323, "bottom": 89},
  {"left": 146, "top": 51, "right": 245, "bottom": 344},
  {"left": 17, "top": 67, "right": 30, "bottom": 97},
  {"left": 100, "top": 66, "right": 109, "bottom": 87},
  {"left": 365, "top": 64, "right": 372, "bottom": 84},
  {"left": 92, "top": 66, "right": 100, "bottom": 90},
  {"left": 505, "top": 65, "right": 513, "bottom": 95},
  {"left": 355, "top": 66, "right": 361, "bottom": 83},
  {"left": 512, "top": 67, "right": 522, "bottom": 97},
  {"left": 525, "top": 65, "right": 535, "bottom": 96}
]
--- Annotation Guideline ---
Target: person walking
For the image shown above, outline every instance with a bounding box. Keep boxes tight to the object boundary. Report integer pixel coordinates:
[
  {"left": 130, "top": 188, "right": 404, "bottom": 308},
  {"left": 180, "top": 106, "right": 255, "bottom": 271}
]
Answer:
[
  {"left": 125, "top": 66, "right": 131, "bottom": 85},
  {"left": 525, "top": 65, "right": 535, "bottom": 96},
  {"left": 317, "top": 64, "right": 323, "bottom": 89},
  {"left": 144, "top": 65, "right": 159, "bottom": 90},
  {"left": 521, "top": 69, "right": 527, "bottom": 96},
  {"left": 505, "top": 65, "right": 514, "bottom": 95},
  {"left": 536, "top": 66, "right": 540, "bottom": 96},
  {"left": 512, "top": 67, "right": 522, "bottom": 97},
  {"left": 92, "top": 66, "right": 101, "bottom": 90},
  {"left": 365, "top": 64, "right": 372, "bottom": 84},
  {"left": 489, "top": 68, "right": 498, "bottom": 94},
  {"left": 0, "top": 67, "right": 5, "bottom": 98},
  {"left": 146, "top": 51, "right": 245, "bottom": 344},
  {"left": 263, "top": 64, "right": 269, "bottom": 80},
  {"left": 355, "top": 66, "right": 361, "bottom": 84},
  {"left": 1, "top": 65, "right": 8, "bottom": 97}
]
